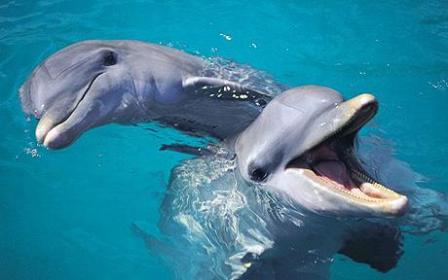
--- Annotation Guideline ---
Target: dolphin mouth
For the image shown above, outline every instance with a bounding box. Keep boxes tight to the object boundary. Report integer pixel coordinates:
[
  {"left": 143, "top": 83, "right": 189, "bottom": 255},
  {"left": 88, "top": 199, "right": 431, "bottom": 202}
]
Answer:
[
  {"left": 37, "top": 72, "right": 103, "bottom": 148},
  {"left": 285, "top": 96, "right": 408, "bottom": 216}
]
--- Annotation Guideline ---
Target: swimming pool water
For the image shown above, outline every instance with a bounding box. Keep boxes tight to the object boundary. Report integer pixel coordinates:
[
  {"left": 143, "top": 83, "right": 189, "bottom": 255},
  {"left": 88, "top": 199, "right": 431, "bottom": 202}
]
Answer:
[{"left": 0, "top": 1, "right": 447, "bottom": 279}]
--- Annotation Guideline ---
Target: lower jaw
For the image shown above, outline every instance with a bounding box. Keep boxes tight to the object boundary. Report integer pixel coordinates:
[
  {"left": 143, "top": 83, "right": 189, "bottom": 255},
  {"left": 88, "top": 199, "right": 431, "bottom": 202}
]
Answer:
[{"left": 303, "top": 167, "right": 408, "bottom": 216}]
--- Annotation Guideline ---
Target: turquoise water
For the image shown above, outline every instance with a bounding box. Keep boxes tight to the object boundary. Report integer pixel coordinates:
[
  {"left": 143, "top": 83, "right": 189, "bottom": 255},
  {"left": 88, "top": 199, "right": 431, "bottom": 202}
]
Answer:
[{"left": 1, "top": 0, "right": 447, "bottom": 279}]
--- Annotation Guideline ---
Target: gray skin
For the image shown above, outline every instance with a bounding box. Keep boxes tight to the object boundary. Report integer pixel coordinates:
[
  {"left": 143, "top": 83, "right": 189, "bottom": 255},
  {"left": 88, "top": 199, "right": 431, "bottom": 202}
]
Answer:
[{"left": 20, "top": 40, "right": 271, "bottom": 149}]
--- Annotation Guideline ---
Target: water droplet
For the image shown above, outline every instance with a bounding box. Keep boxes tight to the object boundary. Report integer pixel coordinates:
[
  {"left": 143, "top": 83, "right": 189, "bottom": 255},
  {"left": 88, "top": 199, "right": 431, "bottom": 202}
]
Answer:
[{"left": 219, "top": 33, "right": 232, "bottom": 41}]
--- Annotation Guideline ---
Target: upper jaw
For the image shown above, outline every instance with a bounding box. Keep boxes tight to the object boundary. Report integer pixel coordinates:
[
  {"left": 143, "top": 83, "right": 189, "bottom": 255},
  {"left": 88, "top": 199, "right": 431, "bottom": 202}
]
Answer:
[
  {"left": 311, "top": 93, "right": 378, "bottom": 146},
  {"left": 284, "top": 94, "right": 408, "bottom": 217}
]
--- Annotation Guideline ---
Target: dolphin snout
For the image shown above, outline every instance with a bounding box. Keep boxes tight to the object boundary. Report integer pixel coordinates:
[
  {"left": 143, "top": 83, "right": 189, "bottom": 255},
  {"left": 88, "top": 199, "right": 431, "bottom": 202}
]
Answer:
[
  {"left": 42, "top": 126, "right": 73, "bottom": 149},
  {"left": 344, "top": 93, "right": 377, "bottom": 114},
  {"left": 36, "top": 116, "right": 56, "bottom": 144},
  {"left": 35, "top": 115, "right": 77, "bottom": 149}
]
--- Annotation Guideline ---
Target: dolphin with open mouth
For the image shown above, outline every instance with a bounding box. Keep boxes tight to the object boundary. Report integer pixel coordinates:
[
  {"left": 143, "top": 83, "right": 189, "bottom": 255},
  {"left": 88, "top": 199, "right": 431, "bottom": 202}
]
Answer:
[
  {"left": 234, "top": 85, "right": 408, "bottom": 217},
  {"left": 148, "top": 86, "right": 409, "bottom": 280}
]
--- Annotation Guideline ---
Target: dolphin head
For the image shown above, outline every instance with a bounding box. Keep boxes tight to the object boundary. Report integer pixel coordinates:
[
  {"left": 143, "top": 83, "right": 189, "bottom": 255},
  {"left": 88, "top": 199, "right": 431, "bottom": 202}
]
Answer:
[
  {"left": 235, "top": 85, "right": 408, "bottom": 217},
  {"left": 20, "top": 41, "right": 149, "bottom": 149}
]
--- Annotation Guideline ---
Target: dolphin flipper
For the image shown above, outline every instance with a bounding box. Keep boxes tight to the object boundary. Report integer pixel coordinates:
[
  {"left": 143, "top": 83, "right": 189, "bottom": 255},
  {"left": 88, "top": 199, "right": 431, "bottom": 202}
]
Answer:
[
  {"left": 183, "top": 76, "right": 272, "bottom": 108},
  {"left": 338, "top": 224, "right": 403, "bottom": 272},
  {"left": 152, "top": 76, "right": 274, "bottom": 140}
]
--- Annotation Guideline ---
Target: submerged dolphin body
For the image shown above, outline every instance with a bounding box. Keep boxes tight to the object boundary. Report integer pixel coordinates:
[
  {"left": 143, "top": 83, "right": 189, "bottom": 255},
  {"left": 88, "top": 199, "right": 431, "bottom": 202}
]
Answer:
[
  {"left": 153, "top": 86, "right": 410, "bottom": 280},
  {"left": 20, "top": 40, "right": 273, "bottom": 148}
]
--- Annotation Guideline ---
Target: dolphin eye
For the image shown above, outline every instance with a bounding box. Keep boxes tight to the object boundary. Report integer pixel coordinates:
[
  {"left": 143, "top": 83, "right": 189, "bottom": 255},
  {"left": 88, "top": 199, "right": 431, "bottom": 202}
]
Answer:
[
  {"left": 249, "top": 167, "right": 269, "bottom": 182},
  {"left": 103, "top": 51, "right": 117, "bottom": 66}
]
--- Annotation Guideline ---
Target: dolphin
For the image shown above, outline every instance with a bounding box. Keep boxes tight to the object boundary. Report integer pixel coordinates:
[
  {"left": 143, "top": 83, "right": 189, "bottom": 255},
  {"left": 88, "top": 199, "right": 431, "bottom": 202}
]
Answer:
[
  {"left": 234, "top": 85, "right": 408, "bottom": 217},
  {"left": 20, "top": 40, "right": 272, "bottom": 149},
  {"left": 151, "top": 85, "right": 409, "bottom": 279}
]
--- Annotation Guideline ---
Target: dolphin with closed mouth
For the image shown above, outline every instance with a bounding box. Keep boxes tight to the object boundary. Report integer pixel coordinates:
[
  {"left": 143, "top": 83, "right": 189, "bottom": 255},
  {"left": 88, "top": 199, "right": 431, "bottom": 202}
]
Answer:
[{"left": 20, "top": 40, "right": 272, "bottom": 149}]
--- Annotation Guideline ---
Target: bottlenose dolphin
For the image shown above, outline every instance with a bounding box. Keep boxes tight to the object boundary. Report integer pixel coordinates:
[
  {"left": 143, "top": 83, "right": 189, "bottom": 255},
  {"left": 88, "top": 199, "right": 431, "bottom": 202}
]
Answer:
[
  {"left": 150, "top": 86, "right": 409, "bottom": 280},
  {"left": 20, "top": 40, "right": 272, "bottom": 149},
  {"left": 234, "top": 86, "right": 408, "bottom": 217}
]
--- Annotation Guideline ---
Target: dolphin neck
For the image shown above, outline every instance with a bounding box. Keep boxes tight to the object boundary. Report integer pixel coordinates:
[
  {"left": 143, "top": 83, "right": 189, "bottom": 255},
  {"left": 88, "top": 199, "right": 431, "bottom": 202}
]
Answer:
[{"left": 239, "top": 195, "right": 347, "bottom": 279}]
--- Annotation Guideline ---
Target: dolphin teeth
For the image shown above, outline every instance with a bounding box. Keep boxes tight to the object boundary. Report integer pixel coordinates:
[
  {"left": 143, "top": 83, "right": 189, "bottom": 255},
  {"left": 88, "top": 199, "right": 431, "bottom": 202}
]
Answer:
[
  {"left": 359, "top": 183, "right": 386, "bottom": 199},
  {"left": 350, "top": 169, "right": 401, "bottom": 200}
]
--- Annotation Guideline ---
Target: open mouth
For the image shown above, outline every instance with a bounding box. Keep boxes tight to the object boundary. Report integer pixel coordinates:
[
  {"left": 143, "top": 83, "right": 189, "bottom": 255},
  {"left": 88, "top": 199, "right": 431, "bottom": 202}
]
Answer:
[
  {"left": 287, "top": 140, "right": 403, "bottom": 203},
  {"left": 286, "top": 98, "right": 408, "bottom": 216}
]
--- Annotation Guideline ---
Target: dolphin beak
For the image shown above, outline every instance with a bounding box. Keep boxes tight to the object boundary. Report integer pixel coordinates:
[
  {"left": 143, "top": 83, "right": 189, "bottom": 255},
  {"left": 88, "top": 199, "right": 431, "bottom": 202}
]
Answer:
[
  {"left": 343, "top": 93, "right": 376, "bottom": 110},
  {"left": 36, "top": 112, "right": 84, "bottom": 149},
  {"left": 34, "top": 73, "right": 106, "bottom": 149},
  {"left": 35, "top": 105, "right": 82, "bottom": 149},
  {"left": 34, "top": 70, "right": 134, "bottom": 149},
  {"left": 336, "top": 93, "right": 378, "bottom": 135},
  {"left": 36, "top": 116, "right": 54, "bottom": 144},
  {"left": 297, "top": 93, "right": 378, "bottom": 154}
]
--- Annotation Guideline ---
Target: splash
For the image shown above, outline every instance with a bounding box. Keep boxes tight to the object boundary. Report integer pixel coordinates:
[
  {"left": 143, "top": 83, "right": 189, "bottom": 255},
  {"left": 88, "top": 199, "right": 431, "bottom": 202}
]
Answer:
[{"left": 201, "top": 57, "right": 288, "bottom": 96}]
